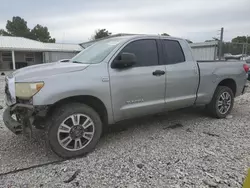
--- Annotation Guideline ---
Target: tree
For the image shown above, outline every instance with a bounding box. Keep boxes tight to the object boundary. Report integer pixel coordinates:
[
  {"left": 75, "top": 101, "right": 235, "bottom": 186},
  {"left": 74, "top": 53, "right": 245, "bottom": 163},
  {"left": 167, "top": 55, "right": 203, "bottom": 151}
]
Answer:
[
  {"left": 232, "top": 36, "right": 250, "bottom": 43},
  {"left": 93, "top": 29, "right": 112, "bottom": 40},
  {"left": 0, "top": 16, "right": 56, "bottom": 43},
  {"left": 161, "top": 33, "right": 170, "bottom": 36},
  {"left": 0, "top": 29, "right": 11, "bottom": 36},
  {"left": 219, "top": 36, "right": 250, "bottom": 55},
  {"left": 1, "top": 16, "right": 31, "bottom": 38},
  {"left": 31, "top": 24, "right": 55, "bottom": 43}
]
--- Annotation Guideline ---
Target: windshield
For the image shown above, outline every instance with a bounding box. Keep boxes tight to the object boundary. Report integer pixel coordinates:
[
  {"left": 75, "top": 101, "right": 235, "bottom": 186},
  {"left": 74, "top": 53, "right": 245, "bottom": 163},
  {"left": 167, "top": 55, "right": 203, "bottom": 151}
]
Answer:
[{"left": 71, "top": 37, "right": 128, "bottom": 64}]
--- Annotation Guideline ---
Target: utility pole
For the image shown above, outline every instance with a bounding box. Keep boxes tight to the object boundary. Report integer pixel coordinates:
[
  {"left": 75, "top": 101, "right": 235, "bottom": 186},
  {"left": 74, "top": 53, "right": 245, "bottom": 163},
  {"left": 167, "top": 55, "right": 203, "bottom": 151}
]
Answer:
[
  {"left": 242, "top": 43, "right": 245, "bottom": 58},
  {"left": 218, "top": 27, "right": 224, "bottom": 60},
  {"left": 246, "top": 35, "right": 249, "bottom": 56}
]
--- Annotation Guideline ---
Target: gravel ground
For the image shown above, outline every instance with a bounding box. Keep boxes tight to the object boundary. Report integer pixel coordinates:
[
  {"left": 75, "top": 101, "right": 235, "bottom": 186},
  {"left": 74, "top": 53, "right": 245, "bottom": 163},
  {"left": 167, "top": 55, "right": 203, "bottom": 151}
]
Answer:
[{"left": 0, "top": 76, "right": 249, "bottom": 188}]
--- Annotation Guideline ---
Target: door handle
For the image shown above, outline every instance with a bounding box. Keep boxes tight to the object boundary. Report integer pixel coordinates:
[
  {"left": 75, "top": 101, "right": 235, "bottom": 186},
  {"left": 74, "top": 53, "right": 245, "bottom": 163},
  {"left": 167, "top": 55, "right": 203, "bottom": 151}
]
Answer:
[{"left": 152, "top": 70, "right": 165, "bottom": 76}]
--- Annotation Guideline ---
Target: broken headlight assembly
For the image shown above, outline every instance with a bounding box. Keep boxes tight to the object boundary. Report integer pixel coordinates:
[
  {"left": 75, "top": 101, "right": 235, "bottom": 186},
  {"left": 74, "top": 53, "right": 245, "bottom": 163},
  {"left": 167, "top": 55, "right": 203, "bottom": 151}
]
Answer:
[{"left": 15, "top": 82, "right": 44, "bottom": 99}]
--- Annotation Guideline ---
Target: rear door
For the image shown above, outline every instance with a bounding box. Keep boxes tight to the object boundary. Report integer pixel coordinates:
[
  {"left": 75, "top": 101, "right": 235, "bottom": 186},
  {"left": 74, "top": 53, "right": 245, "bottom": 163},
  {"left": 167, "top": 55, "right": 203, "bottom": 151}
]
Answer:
[
  {"left": 162, "top": 39, "right": 199, "bottom": 110},
  {"left": 109, "top": 39, "right": 166, "bottom": 122}
]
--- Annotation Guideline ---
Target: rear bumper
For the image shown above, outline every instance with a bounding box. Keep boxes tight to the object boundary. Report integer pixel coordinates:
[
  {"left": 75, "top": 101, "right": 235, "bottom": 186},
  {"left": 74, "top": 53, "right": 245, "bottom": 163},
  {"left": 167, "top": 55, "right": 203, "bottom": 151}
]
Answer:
[{"left": 3, "top": 107, "right": 22, "bottom": 135}]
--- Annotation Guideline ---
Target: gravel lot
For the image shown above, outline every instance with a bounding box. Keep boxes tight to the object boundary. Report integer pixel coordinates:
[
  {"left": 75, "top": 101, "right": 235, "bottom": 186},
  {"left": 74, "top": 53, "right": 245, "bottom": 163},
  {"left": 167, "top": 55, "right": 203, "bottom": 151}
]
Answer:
[{"left": 0, "top": 76, "right": 249, "bottom": 188}]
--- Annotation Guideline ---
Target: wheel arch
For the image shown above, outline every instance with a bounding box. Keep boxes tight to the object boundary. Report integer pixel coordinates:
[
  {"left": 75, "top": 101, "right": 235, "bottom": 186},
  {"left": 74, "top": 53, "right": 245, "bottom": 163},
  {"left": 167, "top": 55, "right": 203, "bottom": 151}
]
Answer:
[
  {"left": 47, "top": 95, "right": 109, "bottom": 126},
  {"left": 217, "top": 78, "right": 237, "bottom": 96}
]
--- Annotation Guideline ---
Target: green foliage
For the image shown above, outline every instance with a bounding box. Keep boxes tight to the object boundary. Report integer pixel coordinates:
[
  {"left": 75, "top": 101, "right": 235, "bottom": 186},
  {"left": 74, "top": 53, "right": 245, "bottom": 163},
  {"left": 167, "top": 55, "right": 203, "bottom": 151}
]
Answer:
[
  {"left": 222, "top": 36, "right": 250, "bottom": 55},
  {"left": 222, "top": 42, "right": 245, "bottom": 55},
  {"left": 161, "top": 33, "right": 170, "bottom": 36},
  {"left": 0, "top": 16, "right": 55, "bottom": 43},
  {"left": 31, "top": 24, "right": 56, "bottom": 43},
  {"left": 93, "top": 29, "right": 112, "bottom": 40},
  {"left": 232, "top": 36, "right": 250, "bottom": 43},
  {"left": 0, "top": 29, "right": 12, "bottom": 36},
  {"left": 5, "top": 17, "right": 31, "bottom": 38}
]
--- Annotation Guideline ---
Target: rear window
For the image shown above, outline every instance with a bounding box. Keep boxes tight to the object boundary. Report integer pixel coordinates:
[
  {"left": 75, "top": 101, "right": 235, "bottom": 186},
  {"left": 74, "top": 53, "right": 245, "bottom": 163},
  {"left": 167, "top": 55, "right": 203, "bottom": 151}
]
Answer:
[{"left": 163, "top": 40, "right": 185, "bottom": 64}]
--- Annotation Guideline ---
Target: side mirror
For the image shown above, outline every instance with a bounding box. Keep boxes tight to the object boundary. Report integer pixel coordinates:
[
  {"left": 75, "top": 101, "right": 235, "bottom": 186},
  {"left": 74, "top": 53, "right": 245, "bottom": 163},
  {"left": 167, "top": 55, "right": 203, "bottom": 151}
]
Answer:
[{"left": 111, "top": 52, "right": 136, "bottom": 69}]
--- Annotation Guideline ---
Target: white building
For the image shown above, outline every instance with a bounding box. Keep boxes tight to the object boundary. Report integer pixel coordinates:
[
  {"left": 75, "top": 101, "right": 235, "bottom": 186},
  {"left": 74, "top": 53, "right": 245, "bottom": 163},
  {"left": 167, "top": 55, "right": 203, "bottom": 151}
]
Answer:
[
  {"left": 0, "top": 36, "right": 83, "bottom": 70},
  {"left": 190, "top": 41, "right": 218, "bottom": 61}
]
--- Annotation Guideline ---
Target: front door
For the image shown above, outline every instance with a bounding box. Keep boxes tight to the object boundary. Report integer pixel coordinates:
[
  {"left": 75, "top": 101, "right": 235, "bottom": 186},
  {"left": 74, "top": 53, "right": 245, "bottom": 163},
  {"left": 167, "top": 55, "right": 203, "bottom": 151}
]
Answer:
[{"left": 109, "top": 39, "right": 166, "bottom": 122}]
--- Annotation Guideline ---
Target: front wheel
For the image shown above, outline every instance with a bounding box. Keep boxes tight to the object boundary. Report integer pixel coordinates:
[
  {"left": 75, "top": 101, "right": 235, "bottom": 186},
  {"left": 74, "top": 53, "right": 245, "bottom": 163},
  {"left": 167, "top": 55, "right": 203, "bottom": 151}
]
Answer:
[
  {"left": 207, "top": 86, "right": 234, "bottom": 118},
  {"left": 46, "top": 103, "right": 102, "bottom": 158}
]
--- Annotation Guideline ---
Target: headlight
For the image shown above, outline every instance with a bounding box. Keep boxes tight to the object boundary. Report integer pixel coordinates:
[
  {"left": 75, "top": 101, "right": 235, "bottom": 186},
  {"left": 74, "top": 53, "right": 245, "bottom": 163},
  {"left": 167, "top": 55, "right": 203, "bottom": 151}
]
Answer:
[{"left": 15, "top": 82, "right": 44, "bottom": 99}]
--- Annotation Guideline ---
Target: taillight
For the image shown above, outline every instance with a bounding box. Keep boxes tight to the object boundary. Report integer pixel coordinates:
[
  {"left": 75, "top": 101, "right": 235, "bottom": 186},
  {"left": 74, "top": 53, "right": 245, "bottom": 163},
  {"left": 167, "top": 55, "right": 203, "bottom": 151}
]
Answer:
[{"left": 243, "top": 64, "right": 249, "bottom": 73}]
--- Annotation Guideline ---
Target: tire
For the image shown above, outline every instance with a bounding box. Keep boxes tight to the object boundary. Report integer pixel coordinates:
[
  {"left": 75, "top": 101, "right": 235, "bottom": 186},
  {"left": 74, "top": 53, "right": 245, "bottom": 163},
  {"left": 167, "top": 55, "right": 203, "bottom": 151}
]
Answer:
[
  {"left": 207, "top": 86, "right": 234, "bottom": 118},
  {"left": 46, "top": 103, "right": 102, "bottom": 158}
]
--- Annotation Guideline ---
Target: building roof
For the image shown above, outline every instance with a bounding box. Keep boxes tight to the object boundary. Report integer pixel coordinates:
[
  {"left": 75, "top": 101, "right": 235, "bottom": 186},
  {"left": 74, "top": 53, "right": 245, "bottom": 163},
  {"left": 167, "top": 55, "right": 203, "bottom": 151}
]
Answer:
[
  {"left": 0, "top": 36, "right": 83, "bottom": 52},
  {"left": 189, "top": 41, "right": 218, "bottom": 48},
  {"left": 42, "top": 42, "right": 83, "bottom": 52}
]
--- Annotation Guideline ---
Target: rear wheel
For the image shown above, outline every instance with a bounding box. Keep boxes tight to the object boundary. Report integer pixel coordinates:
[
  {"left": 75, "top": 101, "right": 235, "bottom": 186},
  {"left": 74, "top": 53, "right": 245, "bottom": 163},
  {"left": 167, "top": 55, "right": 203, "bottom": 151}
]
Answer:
[
  {"left": 207, "top": 86, "right": 234, "bottom": 118},
  {"left": 46, "top": 103, "right": 102, "bottom": 158}
]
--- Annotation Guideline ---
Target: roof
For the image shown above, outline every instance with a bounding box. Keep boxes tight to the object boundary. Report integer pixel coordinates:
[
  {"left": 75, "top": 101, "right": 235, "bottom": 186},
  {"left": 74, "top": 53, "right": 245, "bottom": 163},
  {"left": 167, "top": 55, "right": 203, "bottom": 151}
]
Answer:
[
  {"left": 0, "top": 36, "right": 83, "bottom": 52},
  {"left": 190, "top": 41, "right": 218, "bottom": 48},
  {"left": 80, "top": 33, "right": 137, "bottom": 48},
  {"left": 80, "top": 33, "right": 186, "bottom": 48},
  {"left": 80, "top": 33, "right": 216, "bottom": 49}
]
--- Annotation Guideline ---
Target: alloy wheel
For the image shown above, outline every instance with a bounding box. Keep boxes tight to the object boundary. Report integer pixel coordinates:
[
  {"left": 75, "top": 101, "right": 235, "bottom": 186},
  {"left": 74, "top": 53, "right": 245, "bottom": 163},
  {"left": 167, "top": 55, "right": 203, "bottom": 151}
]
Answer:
[
  {"left": 57, "top": 114, "right": 95, "bottom": 151},
  {"left": 217, "top": 92, "right": 232, "bottom": 114}
]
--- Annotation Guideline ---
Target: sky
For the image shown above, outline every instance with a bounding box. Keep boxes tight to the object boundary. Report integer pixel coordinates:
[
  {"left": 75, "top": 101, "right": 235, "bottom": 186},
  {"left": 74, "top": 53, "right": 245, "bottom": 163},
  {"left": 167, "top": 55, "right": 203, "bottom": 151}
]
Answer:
[{"left": 0, "top": 0, "right": 249, "bottom": 44}]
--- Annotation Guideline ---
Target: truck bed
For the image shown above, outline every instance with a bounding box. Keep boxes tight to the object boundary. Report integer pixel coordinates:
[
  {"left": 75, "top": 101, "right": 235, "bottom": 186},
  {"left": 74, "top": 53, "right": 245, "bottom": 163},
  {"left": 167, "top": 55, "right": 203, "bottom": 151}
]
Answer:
[{"left": 195, "top": 60, "right": 247, "bottom": 105}]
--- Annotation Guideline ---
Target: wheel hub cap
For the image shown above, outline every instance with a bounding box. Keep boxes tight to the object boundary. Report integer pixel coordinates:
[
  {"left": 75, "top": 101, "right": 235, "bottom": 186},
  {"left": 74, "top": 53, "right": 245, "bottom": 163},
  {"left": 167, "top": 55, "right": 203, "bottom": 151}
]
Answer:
[
  {"left": 57, "top": 114, "right": 95, "bottom": 151},
  {"left": 70, "top": 125, "right": 84, "bottom": 139},
  {"left": 218, "top": 92, "right": 231, "bottom": 114}
]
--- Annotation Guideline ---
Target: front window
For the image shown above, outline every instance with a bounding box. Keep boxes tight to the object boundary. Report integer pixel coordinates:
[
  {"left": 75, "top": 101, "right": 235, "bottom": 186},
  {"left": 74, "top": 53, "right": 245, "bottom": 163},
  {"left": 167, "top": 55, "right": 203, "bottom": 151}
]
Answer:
[
  {"left": 118, "top": 39, "right": 159, "bottom": 67},
  {"left": 71, "top": 37, "right": 128, "bottom": 64}
]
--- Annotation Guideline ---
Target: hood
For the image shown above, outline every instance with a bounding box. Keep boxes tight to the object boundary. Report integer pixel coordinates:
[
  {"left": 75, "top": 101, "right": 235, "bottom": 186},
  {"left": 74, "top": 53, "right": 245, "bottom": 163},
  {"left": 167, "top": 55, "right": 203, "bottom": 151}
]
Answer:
[{"left": 11, "top": 62, "right": 90, "bottom": 81}]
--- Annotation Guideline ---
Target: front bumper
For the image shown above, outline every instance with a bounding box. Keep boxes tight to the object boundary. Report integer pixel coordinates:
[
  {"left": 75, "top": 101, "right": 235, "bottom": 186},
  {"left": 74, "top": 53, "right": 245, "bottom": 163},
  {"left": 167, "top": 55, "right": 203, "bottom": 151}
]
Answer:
[
  {"left": 3, "top": 103, "right": 49, "bottom": 137},
  {"left": 3, "top": 103, "right": 35, "bottom": 136},
  {"left": 3, "top": 107, "right": 22, "bottom": 135}
]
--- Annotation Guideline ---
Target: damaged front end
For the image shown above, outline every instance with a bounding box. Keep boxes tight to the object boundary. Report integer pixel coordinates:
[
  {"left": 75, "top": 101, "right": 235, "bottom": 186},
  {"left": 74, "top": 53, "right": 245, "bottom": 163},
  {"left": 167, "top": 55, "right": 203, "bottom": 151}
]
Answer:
[
  {"left": 3, "top": 104, "right": 34, "bottom": 137},
  {"left": 3, "top": 75, "right": 48, "bottom": 138},
  {"left": 3, "top": 103, "right": 49, "bottom": 138}
]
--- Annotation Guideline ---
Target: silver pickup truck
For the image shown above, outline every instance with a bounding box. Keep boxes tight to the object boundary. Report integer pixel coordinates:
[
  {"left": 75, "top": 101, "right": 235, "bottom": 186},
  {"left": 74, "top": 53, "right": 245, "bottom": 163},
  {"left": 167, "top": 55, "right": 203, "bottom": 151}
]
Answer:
[{"left": 3, "top": 35, "right": 249, "bottom": 158}]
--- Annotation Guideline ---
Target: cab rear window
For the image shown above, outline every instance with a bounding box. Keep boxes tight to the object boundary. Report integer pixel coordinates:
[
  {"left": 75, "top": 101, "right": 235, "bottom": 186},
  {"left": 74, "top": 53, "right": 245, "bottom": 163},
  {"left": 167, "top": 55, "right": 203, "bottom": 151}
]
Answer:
[{"left": 163, "top": 40, "right": 185, "bottom": 64}]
